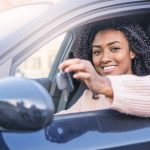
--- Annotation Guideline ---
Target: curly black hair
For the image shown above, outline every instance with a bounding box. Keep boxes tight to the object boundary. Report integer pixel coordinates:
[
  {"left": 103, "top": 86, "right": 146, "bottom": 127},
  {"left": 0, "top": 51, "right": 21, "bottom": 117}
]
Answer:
[{"left": 74, "top": 21, "right": 150, "bottom": 76}]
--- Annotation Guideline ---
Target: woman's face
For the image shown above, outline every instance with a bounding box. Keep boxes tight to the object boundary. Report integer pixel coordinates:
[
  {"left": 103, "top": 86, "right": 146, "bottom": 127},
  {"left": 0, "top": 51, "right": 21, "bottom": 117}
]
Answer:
[{"left": 92, "top": 29, "right": 135, "bottom": 76}]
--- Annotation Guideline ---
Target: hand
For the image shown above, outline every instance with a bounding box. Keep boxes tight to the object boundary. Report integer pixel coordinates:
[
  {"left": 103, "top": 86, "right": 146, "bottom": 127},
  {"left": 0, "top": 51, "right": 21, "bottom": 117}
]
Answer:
[{"left": 59, "top": 58, "right": 113, "bottom": 98}]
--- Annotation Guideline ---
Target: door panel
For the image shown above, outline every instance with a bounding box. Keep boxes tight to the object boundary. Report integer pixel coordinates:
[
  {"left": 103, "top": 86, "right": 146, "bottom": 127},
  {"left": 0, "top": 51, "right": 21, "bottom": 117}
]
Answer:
[{"left": 3, "top": 110, "right": 150, "bottom": 150}]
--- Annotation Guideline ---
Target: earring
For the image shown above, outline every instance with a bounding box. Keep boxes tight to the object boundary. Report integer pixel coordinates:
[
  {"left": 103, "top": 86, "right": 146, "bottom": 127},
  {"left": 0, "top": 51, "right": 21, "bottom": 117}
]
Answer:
[{"left": 131, "top": 55, "right": 135, "bottom": 59}]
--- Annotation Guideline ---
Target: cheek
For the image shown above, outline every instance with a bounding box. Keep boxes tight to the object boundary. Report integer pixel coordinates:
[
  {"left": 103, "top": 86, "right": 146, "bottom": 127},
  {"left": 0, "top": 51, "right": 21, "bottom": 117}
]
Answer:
[
  {"left": 115, "top": 53, "right": 132, "bottom": 70},
  {"left": 92, "top": 56, "right": 101, "bottom": 66},
  {"left": 115, "top": 51, "right": 131, "bottom": 63}
]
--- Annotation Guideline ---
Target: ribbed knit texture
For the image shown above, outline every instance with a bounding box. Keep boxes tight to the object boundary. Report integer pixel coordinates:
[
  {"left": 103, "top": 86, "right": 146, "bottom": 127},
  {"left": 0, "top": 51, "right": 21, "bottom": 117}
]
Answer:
[
  {"left": 59, "top": 75, "right": 150, "bottom": 117},
  {"left": 59, "top": 90, "right": 111, "bottom": 114},
  {"left": 109, "top": 75, "right": 150, "bottom": 117}
]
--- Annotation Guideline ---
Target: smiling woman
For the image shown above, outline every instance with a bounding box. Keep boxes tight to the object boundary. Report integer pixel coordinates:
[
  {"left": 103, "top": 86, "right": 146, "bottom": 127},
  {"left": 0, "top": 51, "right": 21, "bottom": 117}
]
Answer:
[
  {"left": 58, "top": 20, "right": 150, "bottom": 117},
  {"left": 91, "top": 29, "right": 135, "bottom": 76}
]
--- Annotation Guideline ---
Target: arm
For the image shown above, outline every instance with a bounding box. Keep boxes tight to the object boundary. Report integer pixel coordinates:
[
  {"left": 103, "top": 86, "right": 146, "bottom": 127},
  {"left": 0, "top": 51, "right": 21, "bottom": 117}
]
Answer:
[
  {"left": 108, "top": 75, "right": 150, "bottom": 117},
  {"left": 59, "top": 58, "right": 150, "bottom": 117}
]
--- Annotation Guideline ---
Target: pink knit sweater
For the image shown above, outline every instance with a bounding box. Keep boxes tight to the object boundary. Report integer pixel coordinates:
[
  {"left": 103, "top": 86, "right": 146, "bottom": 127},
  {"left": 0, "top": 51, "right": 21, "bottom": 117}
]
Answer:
[{"left": 59, "top": 75, "right": 150, "bottom": 117}]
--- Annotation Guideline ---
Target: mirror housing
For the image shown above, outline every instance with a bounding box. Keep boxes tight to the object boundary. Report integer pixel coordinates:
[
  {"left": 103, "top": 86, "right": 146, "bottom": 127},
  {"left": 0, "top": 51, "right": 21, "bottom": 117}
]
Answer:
[{"left": 0, "top": 77, "right": 54, "bottom": 132}]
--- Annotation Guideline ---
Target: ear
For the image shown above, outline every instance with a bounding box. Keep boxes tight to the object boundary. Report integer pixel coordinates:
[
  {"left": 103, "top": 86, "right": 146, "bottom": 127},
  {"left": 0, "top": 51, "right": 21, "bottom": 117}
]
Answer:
[{"left": 130, "top": 50, "right": 136, "bottom": 59}]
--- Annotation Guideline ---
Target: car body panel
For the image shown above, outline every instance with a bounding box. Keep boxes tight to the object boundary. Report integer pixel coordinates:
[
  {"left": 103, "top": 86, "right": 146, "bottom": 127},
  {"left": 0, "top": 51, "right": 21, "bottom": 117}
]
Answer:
[{"left": 3, "top": 110, "right": 150, "bottom": 150}]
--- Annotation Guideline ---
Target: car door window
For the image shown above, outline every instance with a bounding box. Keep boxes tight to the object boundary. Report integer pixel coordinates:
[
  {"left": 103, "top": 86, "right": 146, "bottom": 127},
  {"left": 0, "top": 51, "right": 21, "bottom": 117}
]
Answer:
[{"left": 15, "top": 33, "right": 66, "bottom": 78}]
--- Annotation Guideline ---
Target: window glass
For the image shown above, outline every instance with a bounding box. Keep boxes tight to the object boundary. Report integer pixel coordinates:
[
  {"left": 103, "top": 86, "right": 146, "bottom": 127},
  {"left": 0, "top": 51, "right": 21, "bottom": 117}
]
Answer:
[{"left": 15, "top": 33, "right": 66, "bottom": 78}]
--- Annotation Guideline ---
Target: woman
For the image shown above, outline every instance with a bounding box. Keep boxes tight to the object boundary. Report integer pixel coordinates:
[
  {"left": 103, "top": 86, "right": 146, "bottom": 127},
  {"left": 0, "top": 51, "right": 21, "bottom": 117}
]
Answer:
[{"left": 59, "top": 21, "right": 150, "bottom": 117}]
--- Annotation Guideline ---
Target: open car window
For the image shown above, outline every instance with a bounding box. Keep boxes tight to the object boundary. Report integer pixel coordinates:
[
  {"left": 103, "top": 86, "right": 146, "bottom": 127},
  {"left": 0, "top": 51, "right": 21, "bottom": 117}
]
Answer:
[
  {"left": 44, "top": 12, "right": 150, "bottom": 148},
  {"left": 54, "top": 12, "right": 150, "bottom": 113}
]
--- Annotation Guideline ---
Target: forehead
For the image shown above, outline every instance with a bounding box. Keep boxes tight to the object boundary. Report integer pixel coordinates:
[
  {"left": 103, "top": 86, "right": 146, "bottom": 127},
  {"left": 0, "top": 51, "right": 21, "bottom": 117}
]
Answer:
[{"left": 93, "top": 29, "right": 127, "bottom": 43}]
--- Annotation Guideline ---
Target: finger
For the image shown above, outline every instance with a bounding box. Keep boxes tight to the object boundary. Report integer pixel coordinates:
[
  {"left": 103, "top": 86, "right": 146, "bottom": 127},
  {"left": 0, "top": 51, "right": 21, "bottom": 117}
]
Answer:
[
  {"left": 64, "top": 63, "right": 88, "bottom": 72},
  {"left": 73, "top": 72, "right": 90, "bottom": 80},
  {"left": 59, "top": 58, "right": 81, "bottom": 70}
]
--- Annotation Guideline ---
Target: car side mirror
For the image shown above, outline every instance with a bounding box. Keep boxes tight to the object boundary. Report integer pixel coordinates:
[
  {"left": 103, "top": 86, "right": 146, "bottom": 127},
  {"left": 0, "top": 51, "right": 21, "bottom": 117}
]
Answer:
[{"left": 0, "top": 77, "right": 54, "bottom": 132}]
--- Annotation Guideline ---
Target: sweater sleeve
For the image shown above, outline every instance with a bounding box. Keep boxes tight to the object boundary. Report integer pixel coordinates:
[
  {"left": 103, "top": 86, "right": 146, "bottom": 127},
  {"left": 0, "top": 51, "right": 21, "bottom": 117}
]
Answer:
[{"left": 108, "top": 75, "right": 150, "bottom": 117}]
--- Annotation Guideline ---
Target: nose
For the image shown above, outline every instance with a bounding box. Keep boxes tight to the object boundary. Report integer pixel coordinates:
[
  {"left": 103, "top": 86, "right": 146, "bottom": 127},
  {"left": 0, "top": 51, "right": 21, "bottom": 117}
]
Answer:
[{"left": 101, "top": 50, "right": 112, "bottom": 63}]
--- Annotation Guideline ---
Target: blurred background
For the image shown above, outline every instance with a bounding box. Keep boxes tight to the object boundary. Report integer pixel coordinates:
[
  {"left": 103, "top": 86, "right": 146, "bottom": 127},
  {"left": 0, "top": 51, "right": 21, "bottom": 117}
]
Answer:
[
  {"left": 0, "top": 0, "right": 53, "bottom": 12},
  {"left": 0, "top": 0, "right": 65, "bottom": 78}
]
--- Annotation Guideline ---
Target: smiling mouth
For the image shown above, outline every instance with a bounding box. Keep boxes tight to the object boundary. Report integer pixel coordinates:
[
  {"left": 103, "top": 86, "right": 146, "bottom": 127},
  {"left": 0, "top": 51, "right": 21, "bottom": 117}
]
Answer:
[{"left": 101, "top": 65, "right": 117, "bottom": 74}]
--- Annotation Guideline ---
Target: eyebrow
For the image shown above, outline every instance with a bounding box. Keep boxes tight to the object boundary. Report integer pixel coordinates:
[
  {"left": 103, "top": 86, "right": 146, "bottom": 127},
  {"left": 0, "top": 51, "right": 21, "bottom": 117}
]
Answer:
[
  {"left": 92, "top": 41, "right": 121, "bottom": 48},
  {"left": 107, "top": 41, "right": 121, "bottom": 46}
]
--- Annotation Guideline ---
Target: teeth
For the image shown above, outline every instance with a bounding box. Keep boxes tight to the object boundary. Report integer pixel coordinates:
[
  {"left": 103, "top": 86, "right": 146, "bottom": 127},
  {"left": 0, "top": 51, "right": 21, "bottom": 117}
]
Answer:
[{"left": 103, "top": 66, "right": 116, "bottom": 71}]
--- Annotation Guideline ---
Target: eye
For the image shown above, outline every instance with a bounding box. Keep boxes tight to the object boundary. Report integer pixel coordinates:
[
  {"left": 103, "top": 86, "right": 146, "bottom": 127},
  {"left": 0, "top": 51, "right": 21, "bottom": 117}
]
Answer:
[
  {"left": 92, "top": 48, "right": 102, "bottom": 56},
  {"left": 111, "top": 47, "right": 120, "bottom": 52}
]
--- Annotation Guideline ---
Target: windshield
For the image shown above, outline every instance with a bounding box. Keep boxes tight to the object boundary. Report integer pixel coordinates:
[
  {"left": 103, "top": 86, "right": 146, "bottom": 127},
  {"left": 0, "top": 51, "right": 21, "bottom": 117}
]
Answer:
[{"left": 0, "top": 3, "right": 51, "bottom": 40}]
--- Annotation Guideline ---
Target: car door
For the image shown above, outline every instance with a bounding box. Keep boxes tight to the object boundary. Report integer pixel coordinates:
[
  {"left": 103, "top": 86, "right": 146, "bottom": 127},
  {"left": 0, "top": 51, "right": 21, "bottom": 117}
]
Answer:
[{"left": 2, "top": 110, "right": 150, "bottom": 150}]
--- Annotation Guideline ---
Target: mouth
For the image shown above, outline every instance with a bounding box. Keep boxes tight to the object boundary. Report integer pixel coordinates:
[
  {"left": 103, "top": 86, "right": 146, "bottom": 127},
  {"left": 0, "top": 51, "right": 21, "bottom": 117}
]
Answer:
[{"left": 101, "top": 65, "right": 117, "bottom": 74}]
